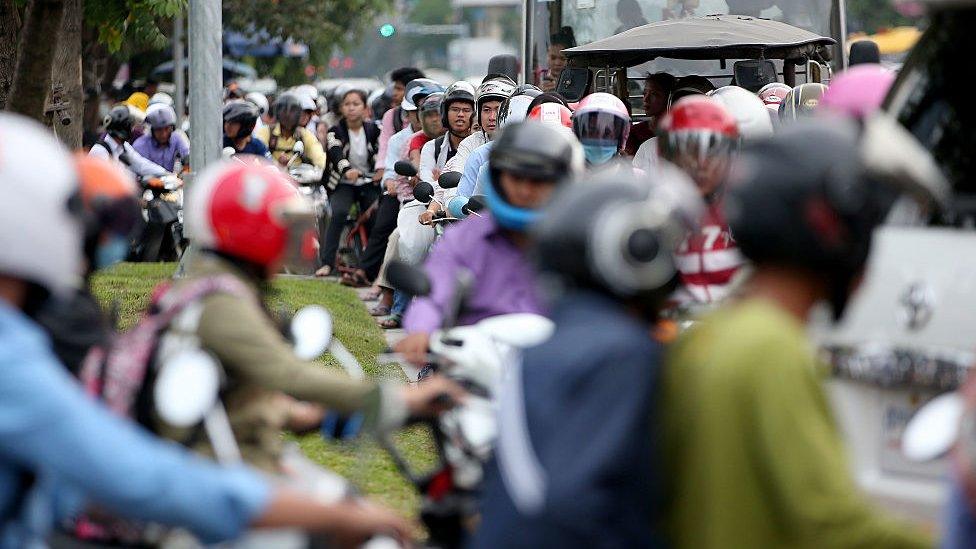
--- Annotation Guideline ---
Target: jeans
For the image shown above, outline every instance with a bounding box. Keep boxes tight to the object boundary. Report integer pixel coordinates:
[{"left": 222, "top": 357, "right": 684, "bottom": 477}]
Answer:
[
  {"left": 359, "top": 194, "right": 400, "bottom": 281},
  {"left": 392, "top": 290, "right": 410, "bottom": 317},
  {"left": 320, "top": 183, "right": 379, "bottom": 269}
]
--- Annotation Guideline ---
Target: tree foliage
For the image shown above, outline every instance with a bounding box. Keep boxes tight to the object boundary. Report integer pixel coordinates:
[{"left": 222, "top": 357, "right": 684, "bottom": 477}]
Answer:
[{"left": 85, "top": 0, "right": 185, "bottom": 54}]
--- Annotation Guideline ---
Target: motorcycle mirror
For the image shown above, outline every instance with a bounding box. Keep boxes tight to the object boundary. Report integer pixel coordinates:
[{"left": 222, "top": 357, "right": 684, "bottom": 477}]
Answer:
[
  {"left": 386, "top": 260, "right": 431, "bottom": 297},
  {"left": 154, "top": 349, "right": 221, "bottom": 427},
  {"left": 291, "top": 305, "right": 334, "bottom": 360},
  {"left": 413, "top": 181, "right": 435, "bottom": 204},
  {"left": 475, "top": 313, "right": 555, "bottom": 348},
  {"left": 902, "top": 392, "right": 964, "bottom": 462},
  {"left": 394, "top": 160, "right": 417, "bottom": 178},
  {"left": 438, "top": 171, "right": 462, "bottom": 189},
  {"left": 464, "top": 195, "right": 487, "bottom": 214},
  {"left": 222, "top": 146, "right": 237, "bottom": 158},
  {"left": 292, "top": 140, "right": 305, "bottom": 154}
]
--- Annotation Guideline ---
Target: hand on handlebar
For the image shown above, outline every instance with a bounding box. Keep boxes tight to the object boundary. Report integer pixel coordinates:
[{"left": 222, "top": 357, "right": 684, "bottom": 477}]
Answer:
[
  {"left": 399, "top": 374, "right": 466, "bottom": 417},
  {"left": 325, "top": 500, "right": 414, "bottom": 548},
  {"left": 419, "top": 210, "right": 435, "bottom": 226},
  {"left": 345, "top": 169, "right": 362, "bottom": 183},
  {"left": 395, "top": 332, "right": 430, "bottom": 366}
]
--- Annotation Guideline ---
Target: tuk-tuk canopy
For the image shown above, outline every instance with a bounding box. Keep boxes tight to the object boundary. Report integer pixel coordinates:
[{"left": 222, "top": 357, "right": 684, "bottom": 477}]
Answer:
[{"left": 563, "top": 15, "right": 836, "bottom": 68}]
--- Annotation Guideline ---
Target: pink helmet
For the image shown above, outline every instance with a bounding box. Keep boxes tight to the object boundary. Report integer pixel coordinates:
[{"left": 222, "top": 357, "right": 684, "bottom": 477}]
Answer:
[
  {"left": 819, "top": 64, "right": 895, "bottom": 119},
  {"left": 571, "top": 92, "right": 632, "bottom": 150},
  {"left": 758, "top": 82, "right": 792, "bottom": 107}
]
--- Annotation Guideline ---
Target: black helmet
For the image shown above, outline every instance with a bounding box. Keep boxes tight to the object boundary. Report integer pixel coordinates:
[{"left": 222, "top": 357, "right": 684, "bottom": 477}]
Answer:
[
  {"left": 497, "top": 86, "right": 543, "bottom": 128},
  {"left": 440, "top": 81, "right": 476, "bottom": 130},
  {"left": 103, "top": 105, "right": 133, "bottom": 142},
  {"left": 532, "top": 168, "right": 702, "bottom": 316},
  {"left": 273, "top": 92, "right": 303, "bottom": 130},
  {"left": 223, "top": 100, "right": 259, "bottom": 139},
  {"left": 725, "top": 118, "right": 894, "bottom": 319}
]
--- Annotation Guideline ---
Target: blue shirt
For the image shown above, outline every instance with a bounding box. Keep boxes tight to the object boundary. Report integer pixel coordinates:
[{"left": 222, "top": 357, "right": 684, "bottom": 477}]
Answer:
[
  {"left": 224, "top": 135, "right": 271, "bottom": 158},
  {"left": 459, "top": 142, "right": 493, "bottom": 198},
  {"left": 0, "top": 301, "right": 269, "bottom": 547}
]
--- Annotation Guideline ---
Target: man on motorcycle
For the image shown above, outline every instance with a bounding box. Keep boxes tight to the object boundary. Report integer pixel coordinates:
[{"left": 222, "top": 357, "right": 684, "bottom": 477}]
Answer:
[
  {"left": 396, "top": 121, "right": 583, "bottom": 365},
  {"left": 254, "top": 92, "right": 326, "bottom": 170},
  {"left": 133, "top": 104, "right": 190, "bottom": 173},
  {"left": 661, "top": 119, "right": 931, "bottom": 549},
  {"left": 88, "top": 105, "right": 170, "bottom": 179},
  {"left": 376, "top": 67, "right": 426, "bottom": 181},
  {"left": 657, "top": 96, "right": 744, "bottom": 309},
  {"left": 223, "top": 100, "right": 270, "bottom": 157},
  {"left": 441, "top": 76, "right": 516, "bottom": 177},
  {"left": 175, "top": 159, "right": 462, "bottom": 471},
  {"left": 0, "top": 113, "right": 411, "bottom": 548},
  {"left": 418, "top": 81, "right": 476, "bottom": 202},
  {"left": 624, "top": 72, "right": 676, "bottom": 156},
  {"left": 571, "top": 92, "right": 632, "bottom": 168}
]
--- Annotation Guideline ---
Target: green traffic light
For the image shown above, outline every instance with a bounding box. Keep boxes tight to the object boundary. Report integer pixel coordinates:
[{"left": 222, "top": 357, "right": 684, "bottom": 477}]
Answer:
[{"left": 379, "top": 23, "right": 395, "bottom": 37}]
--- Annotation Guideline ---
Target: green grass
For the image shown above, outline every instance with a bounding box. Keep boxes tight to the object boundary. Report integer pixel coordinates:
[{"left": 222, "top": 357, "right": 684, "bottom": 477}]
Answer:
[{"left": 90, "top": 262, "right": 433, "bottom": 517}]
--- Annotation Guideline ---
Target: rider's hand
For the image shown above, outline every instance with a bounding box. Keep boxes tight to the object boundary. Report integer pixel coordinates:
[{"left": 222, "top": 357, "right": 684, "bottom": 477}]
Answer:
[
  {"left": 384, "top": 180, "right": 397, "bottom": 195},
  {"left": 323, "top": 501, "right": 413, "bottom": 548},
  {"left": 395, "top": 332, "right": 430, "bottom": 366},
  {"left": 254, "top": 491, "right": 413, "bottom": 546},
  {"left": 419, "top": 210, "right": 435, "bottom": 225},
  {"left": 400, "top": 374, "right": 466, "bottom": 417},
  {"left": 432, "top": 168, "right": 442, "bottom": 182},
  {"left": 345, "top": 169, "right": 362, "bottom": 182}
]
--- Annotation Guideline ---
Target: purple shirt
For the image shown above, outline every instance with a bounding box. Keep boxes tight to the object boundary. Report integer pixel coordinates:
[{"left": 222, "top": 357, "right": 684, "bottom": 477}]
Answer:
[
  {"left": 132, "top": 132, "right": 189, "bottom": 172},
  {"left": 402, "top": 214, "right": 544, "bottom": 334}
]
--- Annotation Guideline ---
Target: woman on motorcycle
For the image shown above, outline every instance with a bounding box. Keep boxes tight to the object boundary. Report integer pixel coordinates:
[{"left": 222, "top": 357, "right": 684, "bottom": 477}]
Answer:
[
  {"left": 316, "top": 88, "right": 382, "bottom": 277},
  {"left": 572, "top": 92, "right": 632, "bottom": 168}
]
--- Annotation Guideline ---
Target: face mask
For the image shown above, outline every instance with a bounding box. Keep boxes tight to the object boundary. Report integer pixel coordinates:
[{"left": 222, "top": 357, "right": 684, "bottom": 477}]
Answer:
[
  {"left": 96, "top": 234, "right": 130, "bottom": 268},
  {"left": 583, "top": 144, "right": 617, "bottom": 165}
]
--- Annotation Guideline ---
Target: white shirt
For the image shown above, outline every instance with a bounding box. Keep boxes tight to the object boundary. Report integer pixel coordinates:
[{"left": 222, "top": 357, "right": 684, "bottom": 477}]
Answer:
[
  {"left": 419, "top": 135, "right": 459, "bottom": 203},
  {"left": 632, "top": 137, "right": 660, "bottom": 173},
  {"left": 443, "top": 132, "right": 487, "bottom": 174},
  {"left": 88, "top": 136, "right": 169, "bottom": 178},
  {"left": 347, "top": 127, "right": 369, "bottom": 173}
]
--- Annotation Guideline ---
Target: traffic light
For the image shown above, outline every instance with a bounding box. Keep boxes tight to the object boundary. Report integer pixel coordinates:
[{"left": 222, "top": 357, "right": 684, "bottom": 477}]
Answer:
[{"left": 379, "top": 23, "right": 395, "bottom": 38}]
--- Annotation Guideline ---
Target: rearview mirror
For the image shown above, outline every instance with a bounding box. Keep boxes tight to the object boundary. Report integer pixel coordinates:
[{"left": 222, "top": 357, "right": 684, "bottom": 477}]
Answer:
[
  {"left": 555, "top": 67, "right": 591, "bottom": 103},
  {"left": 394, "top": 160, "right": 417, "bottom": 178},
  {"left": 732, "top": 59, "right": 777, "bottom": 92},
  {"left": 386, "top": 260, "right": 432, "bottom": 297},
  {"left": 292, "top": 140, "right": 305, "bottom": 154},
  {"left": 413, "top": 181, "right": 435, "bottom": 204},
  {"left": 902, "top": 392, "right": 964, "bottom": 462},
  {"left": 464, "top": 195, "right": 487, "bottom": 214},
  {"left": 222, "top": 146, "right": 237, "bottom": 158},
  {"left": 291, "top": 305, "right": 334, "bottom": 360},
  {"left": 476, "top": 313, "right": 555, "bottom": 348},
  {"left": 154, "top": 349, "right": 221, "bottom": 427},
  {"left": 438, "top": 171, "right": 462, "bottom": 189}
]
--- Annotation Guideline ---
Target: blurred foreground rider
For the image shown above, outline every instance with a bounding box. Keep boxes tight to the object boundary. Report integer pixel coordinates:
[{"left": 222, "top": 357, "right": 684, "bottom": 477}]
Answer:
[
  {"left": 474, "top": 169, "right": 703, "bottom": 548},
  {"left": 662, "top": 118, "right": 933, "bottom": 549}
]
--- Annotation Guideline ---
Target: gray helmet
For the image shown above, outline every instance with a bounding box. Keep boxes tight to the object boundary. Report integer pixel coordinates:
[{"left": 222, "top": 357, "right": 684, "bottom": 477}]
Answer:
[
  {"left": 145, "top": 104, "right": 177, "bottom": 130},
  {"left": 103, "top": 105, "right": 133, "bottom": 141}
]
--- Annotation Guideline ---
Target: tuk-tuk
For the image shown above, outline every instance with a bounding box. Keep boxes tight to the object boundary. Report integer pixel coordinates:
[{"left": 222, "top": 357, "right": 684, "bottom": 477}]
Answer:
[{"left": 556, "top": 14, "right": 835, "bottom": 111}]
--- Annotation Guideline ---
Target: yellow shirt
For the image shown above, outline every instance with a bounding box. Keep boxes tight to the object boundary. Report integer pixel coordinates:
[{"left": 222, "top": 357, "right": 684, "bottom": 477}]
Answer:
[{"left": 254, "top": 124, "right": 327, "bottom": 170}]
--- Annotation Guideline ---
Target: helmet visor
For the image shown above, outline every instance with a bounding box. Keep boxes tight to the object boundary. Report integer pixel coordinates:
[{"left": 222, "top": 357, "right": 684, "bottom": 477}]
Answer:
[
  {"left": 660, "top": 130, "right": 736, "bottom": 190},
  {"left": 573, "top": 112, "right": 627, "bottom": 148}
]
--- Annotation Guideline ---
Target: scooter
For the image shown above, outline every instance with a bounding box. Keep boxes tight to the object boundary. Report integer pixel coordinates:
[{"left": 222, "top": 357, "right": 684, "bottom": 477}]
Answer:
[{"left": 133, "top": 172, "right": 186, "bottom": 262}]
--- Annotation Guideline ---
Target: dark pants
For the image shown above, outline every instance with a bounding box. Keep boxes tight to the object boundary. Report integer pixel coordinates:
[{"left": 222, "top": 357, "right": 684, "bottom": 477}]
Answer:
[
  {"left": 359, "top": 193, "right": 401, "bottom": 281},
  {"left": 321, "top": 184, "right": 379, "bottom": 268}
]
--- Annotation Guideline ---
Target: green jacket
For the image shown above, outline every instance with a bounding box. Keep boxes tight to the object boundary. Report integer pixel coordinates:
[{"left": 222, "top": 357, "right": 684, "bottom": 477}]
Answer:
[{"left": 662, "top": 298, "right": 931, "bottom": 549}]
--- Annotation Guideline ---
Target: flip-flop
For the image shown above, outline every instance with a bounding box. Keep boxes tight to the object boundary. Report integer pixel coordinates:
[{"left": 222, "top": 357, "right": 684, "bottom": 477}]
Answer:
[
  {"left": 378, "top": 316, "right": 402, "bottom": 329},
  {"left": 314, "top": 265, "right": 333, "bottom": 278},
  {"left": 369, "top": 304, "right": 391, "bottom": 317},
  {"left": 340, "top": 270, "right": 371, "bottom": 288},
  {"left": 360, "top": 288, "right": 382, "bottom": 301}
]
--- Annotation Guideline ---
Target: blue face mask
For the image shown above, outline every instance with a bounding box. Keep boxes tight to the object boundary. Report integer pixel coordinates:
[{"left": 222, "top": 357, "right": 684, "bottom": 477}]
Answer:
[
  {"left": 96, "top": 234, "right": 131, "bottom": 268},
  {"left": 583, "top": 144, "right": 617, "bottom": 165}
]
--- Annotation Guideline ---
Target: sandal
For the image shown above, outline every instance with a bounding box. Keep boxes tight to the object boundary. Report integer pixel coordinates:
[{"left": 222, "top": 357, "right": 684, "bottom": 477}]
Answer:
[
  {"left": 378, "top": 315, "right": 402, "bottom": 329},
  {"left": 369, "top": 304, "right": 392, "bottom": 317},
  {"left": 314, "top": 265, "right": 333, "bottom": 278},
  {"left": 340, "top": 269, "right": 371, "bottom": 288},
  {"left": 360, "top": 287, "right": 382, "bottom": 301}
]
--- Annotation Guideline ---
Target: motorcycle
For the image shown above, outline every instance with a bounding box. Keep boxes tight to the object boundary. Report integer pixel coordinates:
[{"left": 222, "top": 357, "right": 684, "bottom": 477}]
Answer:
[{"left": 132, "top": 172, "right": 186, "bottom": 262}]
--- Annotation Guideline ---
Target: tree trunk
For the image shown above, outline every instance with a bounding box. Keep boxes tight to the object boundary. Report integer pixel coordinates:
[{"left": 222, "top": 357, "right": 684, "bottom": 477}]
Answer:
[
  {"left": 52, "top": 0, "right": 83, "bottom": 148},
  {"left": 7, "top": 0, "right": 66, "bottom": 123},
  {"left": 0, "top": 0, "right": 23, "bottom": 109},
  {"left": 81, "top": 22, "right": 115, "bottom": 135}
]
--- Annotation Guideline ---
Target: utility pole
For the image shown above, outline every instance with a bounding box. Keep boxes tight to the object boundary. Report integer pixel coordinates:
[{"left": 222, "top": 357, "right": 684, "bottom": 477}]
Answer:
[
  {"left": 188, "top": 0, "right": 221, "bottom": 172},
  {"left": 173, "top": 12, "right": 185, "bottom": 128}
]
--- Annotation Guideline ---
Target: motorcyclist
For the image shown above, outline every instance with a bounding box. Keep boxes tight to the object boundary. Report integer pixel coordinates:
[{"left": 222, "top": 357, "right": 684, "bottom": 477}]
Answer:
[
  {"left": 376, "top": 68, "right": 427, "bottom": 181},
  {"left": 133, "top": 104, "right": 190, "bottom": 173},
  {"left": 474, "top": 169, "right": 703, "bottom": 549},
  {"left": 625, "top": 72, "right": 676, "bottom": 156},
  {"left": 656, "top": 95, "right": 744, "bottom": 309},
  {"left": 88, "top": 105, "right": 170, "bottom": 178},
  {"left": 661, "top": 118, "right": 932, "bottom": 549},
  {"left": 708, "top": 85, "right": 774, "bottom": 141},
  {"left": 441, "top": 76, "right": 516, "bottom": 177},
  {"left": 0, "top": 112, "right": 412, "bottom": 548},
  {"left": 407, "top": 91, "right": 447, "bottom": 168},
  {"left": 396, "top": 121, "right": 583, "bottom": 365},
  {"left": 571, "top": 92, "right": 632, "bottom": 167},
  {"left": 819, "top": 64, "right": 895, "bottom": 120},
  {"left": 418, "top": 81, "right": 476, "bottom": 194},
  {"left": 779, "top": 82, "right": 828, "bottom": 122},
  {"left": 223, "top": 100, "right": 270, "bottom": 157},
  {"left": 244, "top": 91, "right": 271, "bottom": 131},
  {"left": 254, "top": 92, "right": 327, "bottom": 170},
  {"left": 175, "top": 159, "right": 463, "bottom": 471}
]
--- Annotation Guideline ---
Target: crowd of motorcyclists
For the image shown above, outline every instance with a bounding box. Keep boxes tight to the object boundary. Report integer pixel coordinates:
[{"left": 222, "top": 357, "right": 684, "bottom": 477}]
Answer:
[{"left": 5, "top": 47, "right": 976, "bottom": 548}]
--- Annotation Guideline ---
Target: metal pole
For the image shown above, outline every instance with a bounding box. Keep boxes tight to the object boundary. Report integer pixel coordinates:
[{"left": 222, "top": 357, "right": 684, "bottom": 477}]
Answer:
[
  {"left": 173, "top": 13, "right": 185, "bottom": 128},
  {"left": 188, "top": 0, "right": 222, "bottom": 172}
]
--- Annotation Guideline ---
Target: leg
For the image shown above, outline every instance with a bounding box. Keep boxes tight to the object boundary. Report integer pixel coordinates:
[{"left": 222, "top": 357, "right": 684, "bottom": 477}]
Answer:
[
  {"left": 359, "top": 194, "right": 400, "bottom": 281},
  {"left": 320, "top": 184, "right": 356, "bottom": 271}
]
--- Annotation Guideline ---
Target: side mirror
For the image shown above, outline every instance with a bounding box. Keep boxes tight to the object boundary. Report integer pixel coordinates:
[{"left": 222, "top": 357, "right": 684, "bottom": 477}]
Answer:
[
  {"left": 438, "top": 171, "right": 462, "bottom": 189},
  {"left": 154, "top": 349, "right": 221, "bottom": 427},
  {"left": 291, "top": 305, "right": 334, "bottom": 360},
  {"left": 413, "top": 181, "right": 435, "bottom": 204},
  {"left": 476, "top": 313, "right": 555, "bottom": 348},
  {"left": 394, "top": 160, "right": 417, "bottom": 178},
  {"left": 386, "top": 260, "right": 432, "bottom": 297},
  {"left": 732, "top": 59, "right": 777, "bottom": 92},
  {"left": 555, "top": 67, "right": 592, "bottom": 103},
  {"left": 292, "top": 140, "right": 305, "bottom": 154},
  {"left": 464, "top": 195, "right": 487, "bottom": 214},
  {"left": 222, "top": 146, "right": 237, "bottom": 158},
  {"left": 902, "top": 392, "right": 964, "bottom": 462}
]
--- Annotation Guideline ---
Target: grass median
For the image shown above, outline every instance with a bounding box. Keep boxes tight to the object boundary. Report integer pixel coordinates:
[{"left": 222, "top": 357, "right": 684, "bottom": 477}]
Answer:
[{"left": 90, "top": 262, "right": 433, "bottom": 517}]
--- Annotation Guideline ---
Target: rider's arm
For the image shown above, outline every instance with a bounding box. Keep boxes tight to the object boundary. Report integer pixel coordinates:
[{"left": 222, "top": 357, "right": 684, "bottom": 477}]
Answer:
[
  {"left": 122, "top": 142, "right": 169, "bottom": 177},
  {"left": 458, "top": 145, "right": 489, "bottom": 198},
  {"left": 301, "top": 131, "right": 327, "bottom": 170}
]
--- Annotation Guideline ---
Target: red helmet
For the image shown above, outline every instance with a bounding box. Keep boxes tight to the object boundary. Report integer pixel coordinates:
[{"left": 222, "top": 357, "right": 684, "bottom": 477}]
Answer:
[
  {"left": 658, "top": 96, "right": 739, "bottom": 194},
  {"left": 571, "top": 92, "right": 631, "bottom": 150},
  {"left": 528, "top": 102, "right": 573, "bottom": 128},
  {"left": 186, "top": 159, "right": 318, "bottom": 272}
]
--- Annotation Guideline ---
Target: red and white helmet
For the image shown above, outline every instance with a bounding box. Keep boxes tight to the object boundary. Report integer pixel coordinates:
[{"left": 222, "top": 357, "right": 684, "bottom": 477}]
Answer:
[
  {"left": 571, "top": 92, "right": 632, "bottom": 150},
  {"left": 186, "top": 160, "right": 318, "bottom": 273},
  {"left": 657, "top": 96, "right": 739, "bottom": 193},
  {"left": 528, "top": 102, "right": 573, "bottom": 129},
  {"left": 758, "top": 82, "right": 792, "bottom": 106}
]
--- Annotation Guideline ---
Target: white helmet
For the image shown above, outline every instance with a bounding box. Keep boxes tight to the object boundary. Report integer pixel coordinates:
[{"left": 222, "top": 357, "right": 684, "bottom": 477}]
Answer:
[
  {"left": 245, "top": 92, "right": 270, "bottom": 115},
  {"left": 149, "top": 92, "right": 174, "bottom": 107},
  {"left": 708, "top": 85, "right": 774, "bottom": 141},
  {"left": 0, "top": 114, "right": 81, "bottom": 296}
]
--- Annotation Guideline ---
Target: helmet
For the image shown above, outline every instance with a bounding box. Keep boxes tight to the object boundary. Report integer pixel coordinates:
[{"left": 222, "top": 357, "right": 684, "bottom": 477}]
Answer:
[
  {"left": 149, "top": 92, "right": 174, "bottom": 107},
  {"left": 571, "top": 92, "right": 631, "bottom": 165},
  {"left": 758, "top": 82, "right": 792, "bottom": 106},
  {"left": 402, "top": 78, "right": 444, "bottom": 111},
  {"left": 440, "top": 81, "right": 476, "bottom": 129},
  {"left": 104, "top": 105, "right": 134, "bottom": 141},
  {"left": 73, "top": 155, "right": 140, "bottom": 269},
  {"left": 145, "top": 104, "right": 177, "bottom": 131},
  {"left": 185, "top": 160, "right": 318, "bottom": 273},
  {"left": 419, "top": 92, "right": 445, "bottom": 137},
  {"left": 779, "top": 83, "right": 828, "bottom": 122},
  {"left": 528, "top": 103, "right": 573, "bottom": 129},
  {"left": 511, "top": 84, "right": 543, "bottom": 99},
  {"left": 819, "top": 64, "right": 895, "bottom": 120},
  {"left": 125, "top": 92, "right": 150, "bottom": 113},
  {"left": 245, "top": 92, "right": 270, "bottom": 115},
  {"left": 532, "top": 167, "right": 702, "bottom": 314},
  {"left": 476, "top": 78, "right": 517, "bottom": 130},
  {"left": 294, "top": 84, "right": 319, "bottom": 103},
  {"left": 273, "top": 92, "right": 303, "bottom": 130},
  {"left": 298, "top": 93, "right": 317, "bottom": 112},
  {"left": 0, "top": 114, "right": 81, "bottom": 297},
  {"left": 497, "top": 91, "right": 537, "bottom": 128},
  {"left": 223, "top": 100, "right": 260, "bottom": 139},
  {"left": 657, "top": 96, "right": 739, "bottom": 193},
  {"left": 487, "top": 121, "right": 582, "bottom": 231},
  {"left": 709, "top": 86, "right": 773, "bottom": 141},
  {"left": 369, "top": 87, "right": 393, "bottom": 119}
]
